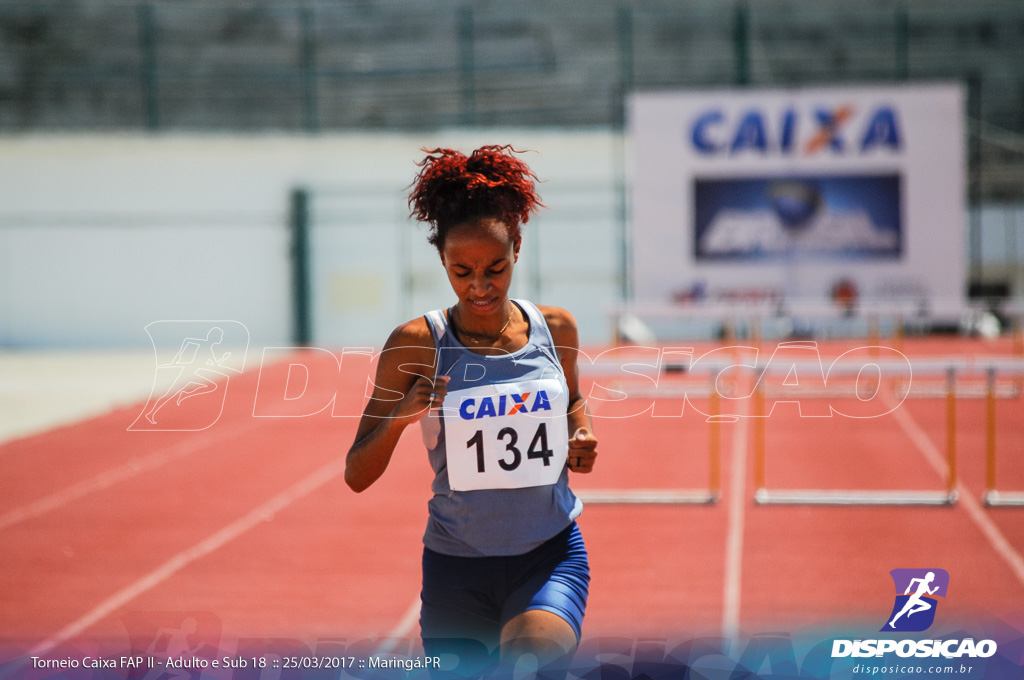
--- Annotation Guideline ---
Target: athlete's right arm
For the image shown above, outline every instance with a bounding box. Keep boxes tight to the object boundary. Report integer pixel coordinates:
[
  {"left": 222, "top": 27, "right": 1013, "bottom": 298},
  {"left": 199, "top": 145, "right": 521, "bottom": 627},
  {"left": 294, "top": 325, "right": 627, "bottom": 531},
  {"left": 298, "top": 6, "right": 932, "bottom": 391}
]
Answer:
[{"left": 344, "top": 321, "right": 447, "bottom": 493}]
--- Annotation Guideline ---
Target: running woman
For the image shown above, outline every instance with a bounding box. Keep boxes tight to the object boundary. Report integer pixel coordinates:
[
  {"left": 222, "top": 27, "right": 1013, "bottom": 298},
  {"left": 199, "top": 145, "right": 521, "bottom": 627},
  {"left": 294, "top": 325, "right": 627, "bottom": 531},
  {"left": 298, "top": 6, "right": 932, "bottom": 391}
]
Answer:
[{"left": 345, "top": 145, "right": 597, "bottom": 677}]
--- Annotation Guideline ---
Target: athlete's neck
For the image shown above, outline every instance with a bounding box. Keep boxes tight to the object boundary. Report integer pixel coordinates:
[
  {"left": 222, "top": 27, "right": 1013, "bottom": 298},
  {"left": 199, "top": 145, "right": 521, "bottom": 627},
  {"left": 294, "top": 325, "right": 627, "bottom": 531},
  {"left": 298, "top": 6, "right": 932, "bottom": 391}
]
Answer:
[{"left": 452, "top": 301, "right": 515, "bottom": 344}]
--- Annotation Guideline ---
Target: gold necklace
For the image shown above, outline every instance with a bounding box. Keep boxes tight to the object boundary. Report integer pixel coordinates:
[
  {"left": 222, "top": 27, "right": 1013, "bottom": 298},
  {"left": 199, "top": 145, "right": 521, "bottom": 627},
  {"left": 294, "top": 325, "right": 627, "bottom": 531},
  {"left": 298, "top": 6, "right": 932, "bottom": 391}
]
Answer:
[{"left": 452, "top": 303, "right": 513, "bottom": 344}]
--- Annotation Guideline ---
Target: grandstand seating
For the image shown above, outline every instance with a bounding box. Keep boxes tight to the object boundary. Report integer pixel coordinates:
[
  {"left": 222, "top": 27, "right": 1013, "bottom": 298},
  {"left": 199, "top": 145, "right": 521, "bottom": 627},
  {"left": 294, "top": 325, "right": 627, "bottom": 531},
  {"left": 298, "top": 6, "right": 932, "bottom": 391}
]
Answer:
[{"left": 1, "top": 1, "right": 1022, "bottom": 196}]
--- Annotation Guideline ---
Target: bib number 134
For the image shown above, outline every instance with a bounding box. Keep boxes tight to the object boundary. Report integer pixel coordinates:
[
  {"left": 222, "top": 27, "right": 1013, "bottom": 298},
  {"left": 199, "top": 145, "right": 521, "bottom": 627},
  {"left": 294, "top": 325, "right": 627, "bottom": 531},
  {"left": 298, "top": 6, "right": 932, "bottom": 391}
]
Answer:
[
  {"left": 443, "top": 378, "right": 569, "bottom": 491},
  {"left": 467, "top": 423, "right": 555, "bottom": 473}
]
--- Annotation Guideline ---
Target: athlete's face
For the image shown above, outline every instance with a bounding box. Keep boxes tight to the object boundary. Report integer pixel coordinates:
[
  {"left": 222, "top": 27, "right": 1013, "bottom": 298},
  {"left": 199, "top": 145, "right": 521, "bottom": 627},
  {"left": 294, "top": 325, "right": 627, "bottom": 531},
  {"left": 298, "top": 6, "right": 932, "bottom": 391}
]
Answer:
[{"left": 440, "top": 218, "right": 521, "bottom": 318}]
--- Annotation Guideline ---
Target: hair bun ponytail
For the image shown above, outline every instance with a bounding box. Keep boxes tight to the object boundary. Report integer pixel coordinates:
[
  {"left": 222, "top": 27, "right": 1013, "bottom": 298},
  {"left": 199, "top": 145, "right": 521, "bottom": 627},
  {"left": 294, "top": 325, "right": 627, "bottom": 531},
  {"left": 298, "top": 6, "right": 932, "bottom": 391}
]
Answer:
[{"left": 408, "top": 145, "right": 543, "bottom": 250}]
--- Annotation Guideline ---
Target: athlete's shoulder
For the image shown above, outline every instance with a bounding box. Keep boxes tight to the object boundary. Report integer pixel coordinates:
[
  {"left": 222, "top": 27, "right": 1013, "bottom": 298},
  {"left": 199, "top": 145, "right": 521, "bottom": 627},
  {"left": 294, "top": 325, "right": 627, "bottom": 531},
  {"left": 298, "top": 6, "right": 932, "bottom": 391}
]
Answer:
[
  {"left": 534, "top": 304, "right": 578, "bottom": 348},
  {"left": 383, "top": 315, "right": 437, "bottom": 353}
]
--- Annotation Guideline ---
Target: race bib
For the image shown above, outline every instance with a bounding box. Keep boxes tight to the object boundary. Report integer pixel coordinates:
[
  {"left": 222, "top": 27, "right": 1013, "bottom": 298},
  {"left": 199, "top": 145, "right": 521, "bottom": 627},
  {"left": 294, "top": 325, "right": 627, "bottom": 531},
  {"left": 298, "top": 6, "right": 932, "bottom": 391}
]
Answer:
[{"left": 442, "top": 378, "right": 569, "bottom": 491}]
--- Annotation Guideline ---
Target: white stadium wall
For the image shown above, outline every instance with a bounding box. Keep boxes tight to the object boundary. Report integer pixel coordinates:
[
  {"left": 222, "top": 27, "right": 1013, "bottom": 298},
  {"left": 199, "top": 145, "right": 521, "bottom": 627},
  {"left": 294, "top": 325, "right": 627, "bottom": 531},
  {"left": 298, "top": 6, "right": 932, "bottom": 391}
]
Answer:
[{"left": 0, "top": 131, "right": 621, "bottom": 349}]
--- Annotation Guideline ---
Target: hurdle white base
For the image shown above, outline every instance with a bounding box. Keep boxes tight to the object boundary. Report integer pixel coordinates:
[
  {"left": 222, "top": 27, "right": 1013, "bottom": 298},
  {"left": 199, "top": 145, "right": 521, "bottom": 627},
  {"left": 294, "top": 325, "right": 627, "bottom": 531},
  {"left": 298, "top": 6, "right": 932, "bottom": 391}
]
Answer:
[
  {"left": 984, "top": 490, "right": 1024, "bottom": 507},
  {"left": 754, "top": 488, "right": 957, "bottom": 506},
  {"left": 576, "top": 489, "right": 719, "bottom": 505}
]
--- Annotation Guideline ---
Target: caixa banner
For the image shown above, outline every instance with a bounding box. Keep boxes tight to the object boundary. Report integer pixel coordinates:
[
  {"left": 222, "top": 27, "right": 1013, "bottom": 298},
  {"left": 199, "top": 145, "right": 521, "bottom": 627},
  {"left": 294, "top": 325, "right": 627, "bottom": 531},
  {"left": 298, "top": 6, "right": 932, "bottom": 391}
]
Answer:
[{"left": 628, "top": 83, "right": 965, "bottom": 306}]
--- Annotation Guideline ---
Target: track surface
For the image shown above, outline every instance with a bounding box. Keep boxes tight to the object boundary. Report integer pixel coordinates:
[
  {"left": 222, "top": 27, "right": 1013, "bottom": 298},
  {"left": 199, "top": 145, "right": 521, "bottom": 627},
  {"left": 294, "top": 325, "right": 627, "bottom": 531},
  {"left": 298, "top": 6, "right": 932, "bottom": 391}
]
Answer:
[{"left": 1, "top": 337, "right": 1023, "bottom": 665}]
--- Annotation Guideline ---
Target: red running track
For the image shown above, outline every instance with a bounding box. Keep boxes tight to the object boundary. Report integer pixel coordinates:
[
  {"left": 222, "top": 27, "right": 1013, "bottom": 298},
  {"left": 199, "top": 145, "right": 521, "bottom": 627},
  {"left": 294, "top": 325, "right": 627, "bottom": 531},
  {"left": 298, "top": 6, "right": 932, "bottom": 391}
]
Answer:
[{"left": 1, "top": 338, "right": 1023, "bottom": 662}]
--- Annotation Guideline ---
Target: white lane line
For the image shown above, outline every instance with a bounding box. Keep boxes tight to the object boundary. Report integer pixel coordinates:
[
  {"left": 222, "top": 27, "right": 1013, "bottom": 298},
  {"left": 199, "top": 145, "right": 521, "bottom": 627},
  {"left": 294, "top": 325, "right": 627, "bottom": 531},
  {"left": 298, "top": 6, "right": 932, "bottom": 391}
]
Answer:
[
  {"left": 889, "top": 397, "right": 1024, "bottom": 585},
  {"left": 0, "top": 420, "right": 260, "bottom": 532},
  {"left": 722, "top": 392, "right": 750, "bottom": 645},
  {"left": 376, "top": 597, "right": 422, "bottom": 654},
  {"left": 24, "top": 455, "right": 349, "bottom": 660}
]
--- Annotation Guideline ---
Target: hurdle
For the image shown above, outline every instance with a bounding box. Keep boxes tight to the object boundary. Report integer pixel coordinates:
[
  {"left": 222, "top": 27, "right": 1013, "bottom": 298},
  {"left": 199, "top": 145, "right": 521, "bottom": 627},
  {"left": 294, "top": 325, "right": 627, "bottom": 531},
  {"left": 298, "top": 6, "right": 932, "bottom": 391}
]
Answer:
[
  {"left": 609, "top": 301, "right": 777, "bottom": 344},
  {"left": 752, "top": 356, "right": 1024, "bottom": 506},
  {"left": 608, "top": 299, "right": 989, "bottom": 348},
  {"left": 576, "top": 359, "right": 723, "bottom": 504},
  {"left": 893, "top": 357, "right": 1024, "bottom": 507},
  {"left": 582, "top": 352, "right": 1024, "bottom": 507},
  {"left": 752, "top": 360, "right": 961, "bottom": 506},
  {"left": 982, "top": 361, "right": 1024, "bottom": 506}
]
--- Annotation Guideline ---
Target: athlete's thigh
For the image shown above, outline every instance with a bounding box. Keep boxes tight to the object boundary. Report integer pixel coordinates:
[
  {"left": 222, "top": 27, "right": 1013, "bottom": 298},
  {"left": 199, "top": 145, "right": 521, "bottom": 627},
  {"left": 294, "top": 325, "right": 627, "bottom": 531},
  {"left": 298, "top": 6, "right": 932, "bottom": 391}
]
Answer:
[
  {"left": 500, "top": 523, "right": 590, "bottom": 642},
  {"left": 420, "top": 548, "right": 503, "bottom": 655}
]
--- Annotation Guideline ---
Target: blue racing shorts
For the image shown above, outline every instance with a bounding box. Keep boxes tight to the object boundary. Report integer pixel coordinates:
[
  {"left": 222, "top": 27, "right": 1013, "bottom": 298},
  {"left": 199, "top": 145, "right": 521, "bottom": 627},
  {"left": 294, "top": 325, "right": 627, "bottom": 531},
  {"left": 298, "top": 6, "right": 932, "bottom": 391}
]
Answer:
[{"left": 419, "top": 522, "right": 589, "bottom": 658}]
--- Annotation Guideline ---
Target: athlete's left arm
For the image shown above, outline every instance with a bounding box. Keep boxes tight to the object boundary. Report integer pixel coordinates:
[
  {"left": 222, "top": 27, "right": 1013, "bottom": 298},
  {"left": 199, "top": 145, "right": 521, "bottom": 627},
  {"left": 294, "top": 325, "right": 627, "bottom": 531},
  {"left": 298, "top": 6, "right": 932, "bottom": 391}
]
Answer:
[{"left": 542, "top": 306, "right": 597, "bottom": 474}]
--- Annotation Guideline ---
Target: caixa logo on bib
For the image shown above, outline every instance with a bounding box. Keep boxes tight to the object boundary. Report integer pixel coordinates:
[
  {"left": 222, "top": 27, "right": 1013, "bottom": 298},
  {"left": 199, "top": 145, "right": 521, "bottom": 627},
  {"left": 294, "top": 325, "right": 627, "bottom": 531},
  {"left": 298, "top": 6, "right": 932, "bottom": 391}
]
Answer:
[
  {"left": 882, "top": 568, "right": 949, "bottom": 632},
  {"left": 458, "top": 390, "right": 554, "bottom": 420}
]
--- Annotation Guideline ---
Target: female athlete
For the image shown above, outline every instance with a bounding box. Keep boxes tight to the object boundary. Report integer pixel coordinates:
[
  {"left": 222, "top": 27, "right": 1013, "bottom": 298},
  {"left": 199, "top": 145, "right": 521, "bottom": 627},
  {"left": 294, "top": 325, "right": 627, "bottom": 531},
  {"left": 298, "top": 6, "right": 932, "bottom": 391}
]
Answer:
[{"left": 344, "top": 145, "right": 598, "bottom": 676}]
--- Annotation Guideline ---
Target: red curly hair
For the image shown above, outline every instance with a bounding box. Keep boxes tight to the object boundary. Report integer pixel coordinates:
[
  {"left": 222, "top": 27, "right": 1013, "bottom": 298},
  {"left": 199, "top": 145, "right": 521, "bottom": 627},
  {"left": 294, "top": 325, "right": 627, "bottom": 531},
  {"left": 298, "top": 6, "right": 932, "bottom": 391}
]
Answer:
[{"left": 408, "top": 145, "right": 543, "bottom": 250}]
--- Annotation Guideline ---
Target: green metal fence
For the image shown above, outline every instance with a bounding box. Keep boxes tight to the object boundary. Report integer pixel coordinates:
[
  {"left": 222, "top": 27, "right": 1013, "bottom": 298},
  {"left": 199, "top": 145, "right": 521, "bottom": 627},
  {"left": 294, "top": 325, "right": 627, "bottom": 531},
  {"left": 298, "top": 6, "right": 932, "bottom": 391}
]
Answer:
[{"left": 2, "top": 1, "right": 1023, "bottom": 138}]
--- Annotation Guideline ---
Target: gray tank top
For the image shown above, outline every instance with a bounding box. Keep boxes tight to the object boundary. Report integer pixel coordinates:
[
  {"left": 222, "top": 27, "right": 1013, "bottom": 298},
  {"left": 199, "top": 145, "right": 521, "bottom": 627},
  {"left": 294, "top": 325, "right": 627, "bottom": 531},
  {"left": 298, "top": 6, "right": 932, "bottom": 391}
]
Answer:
[{"left": 419, "top": 299, "right": 583, "bottom": 557}]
